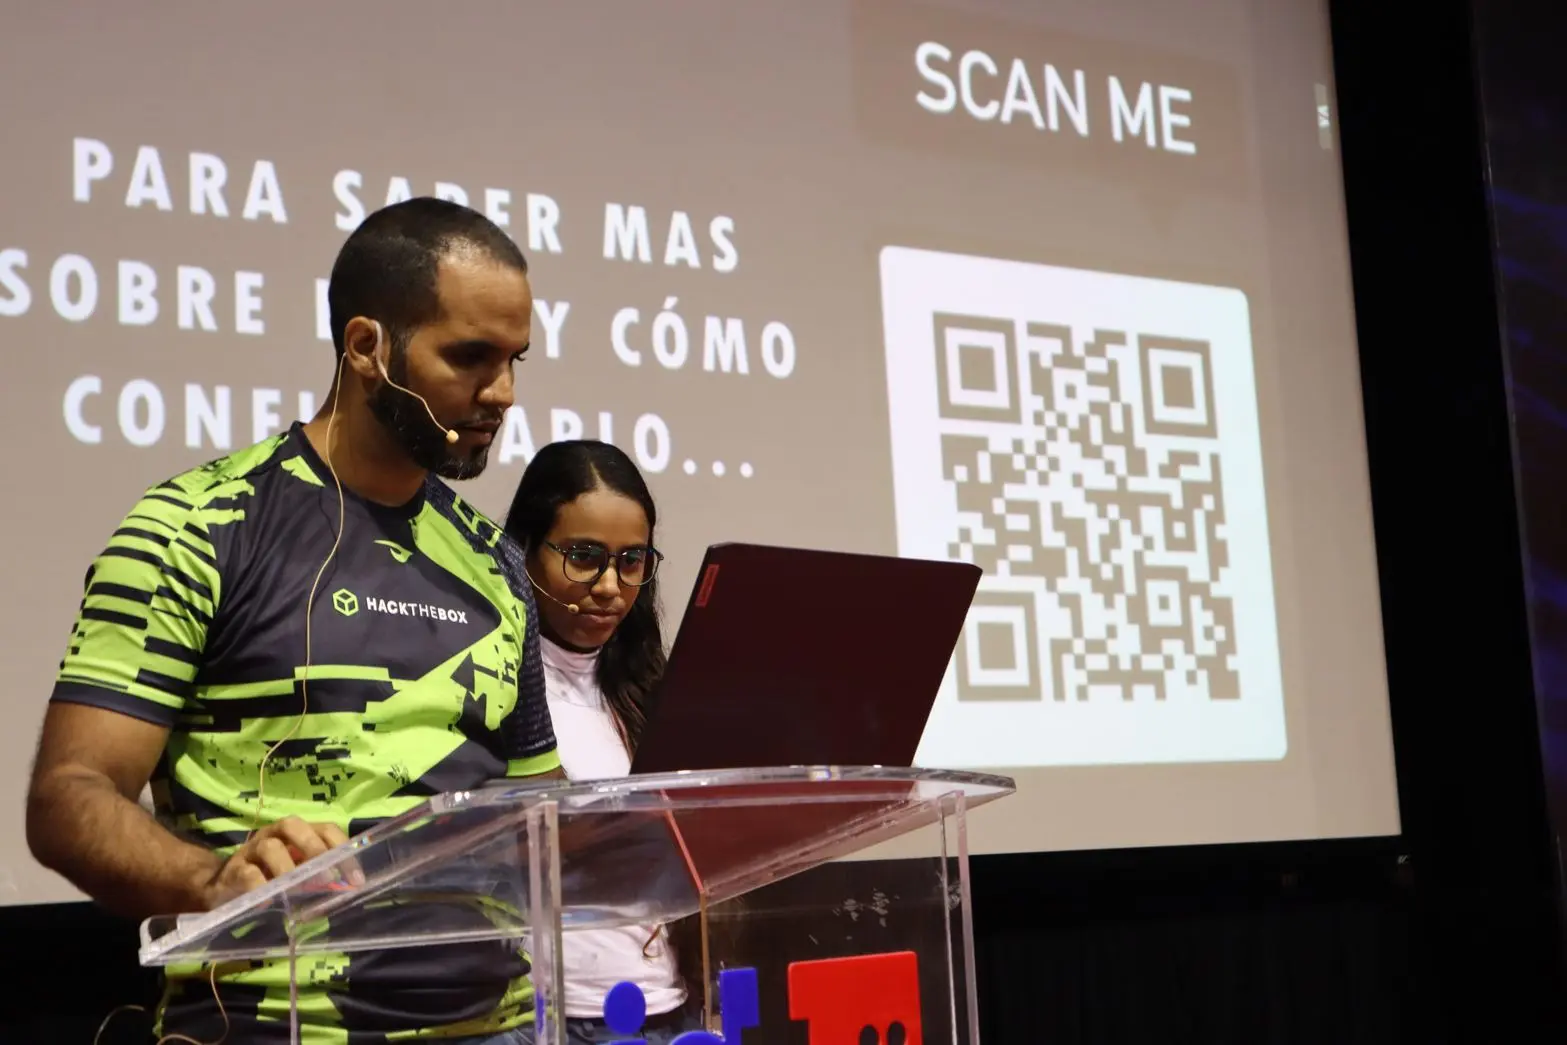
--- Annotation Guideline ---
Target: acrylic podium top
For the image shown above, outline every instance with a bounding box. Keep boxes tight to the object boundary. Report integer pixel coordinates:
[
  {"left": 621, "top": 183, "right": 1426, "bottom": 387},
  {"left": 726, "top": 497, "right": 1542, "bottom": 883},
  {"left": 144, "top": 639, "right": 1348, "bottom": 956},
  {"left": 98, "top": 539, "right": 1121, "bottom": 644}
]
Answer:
[{"left": 138, "top": 765, "right": 1013, "bottom": 967}]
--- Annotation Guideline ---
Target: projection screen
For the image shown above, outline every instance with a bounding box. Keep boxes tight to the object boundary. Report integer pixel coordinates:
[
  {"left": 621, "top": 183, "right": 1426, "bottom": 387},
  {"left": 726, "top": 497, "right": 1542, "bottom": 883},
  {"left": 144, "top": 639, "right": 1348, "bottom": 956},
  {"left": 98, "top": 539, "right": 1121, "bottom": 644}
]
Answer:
[{"left": 0, "top": 0, "right": 1398, "bottom": 905}]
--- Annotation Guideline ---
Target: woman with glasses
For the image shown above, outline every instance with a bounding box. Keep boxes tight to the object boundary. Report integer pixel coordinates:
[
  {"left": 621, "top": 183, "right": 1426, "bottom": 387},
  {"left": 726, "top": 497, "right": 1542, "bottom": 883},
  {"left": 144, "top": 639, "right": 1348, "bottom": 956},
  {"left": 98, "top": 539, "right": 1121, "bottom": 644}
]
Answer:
[{"left": 503, "top": 439, "right": 700, "bottom": 1045}]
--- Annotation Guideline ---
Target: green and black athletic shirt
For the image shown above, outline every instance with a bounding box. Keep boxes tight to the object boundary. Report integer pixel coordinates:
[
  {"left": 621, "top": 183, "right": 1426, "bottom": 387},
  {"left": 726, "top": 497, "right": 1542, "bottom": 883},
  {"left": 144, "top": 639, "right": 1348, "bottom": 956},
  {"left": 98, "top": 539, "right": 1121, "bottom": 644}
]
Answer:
[{"left": 51, "top": 422, "right": 561, "bottom": 1043}]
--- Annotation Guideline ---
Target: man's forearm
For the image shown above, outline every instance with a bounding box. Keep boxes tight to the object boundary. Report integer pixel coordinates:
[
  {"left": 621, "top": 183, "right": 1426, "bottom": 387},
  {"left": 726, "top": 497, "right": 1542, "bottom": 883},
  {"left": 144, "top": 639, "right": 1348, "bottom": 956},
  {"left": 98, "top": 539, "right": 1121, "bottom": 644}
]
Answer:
[{"left": 27, "top": 767, "right": 223, "bottom": 920}]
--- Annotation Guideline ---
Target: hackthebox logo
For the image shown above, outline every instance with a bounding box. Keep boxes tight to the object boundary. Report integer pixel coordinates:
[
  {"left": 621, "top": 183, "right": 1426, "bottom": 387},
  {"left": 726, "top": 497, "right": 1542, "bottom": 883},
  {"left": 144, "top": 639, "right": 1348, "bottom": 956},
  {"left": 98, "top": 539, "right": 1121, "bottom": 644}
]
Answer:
[
  {"left": 877, "top": 245, "right": 1287, "bottom": 770},
  {"left": 331, "top": 587, "right": 469, "bottom": 624}
]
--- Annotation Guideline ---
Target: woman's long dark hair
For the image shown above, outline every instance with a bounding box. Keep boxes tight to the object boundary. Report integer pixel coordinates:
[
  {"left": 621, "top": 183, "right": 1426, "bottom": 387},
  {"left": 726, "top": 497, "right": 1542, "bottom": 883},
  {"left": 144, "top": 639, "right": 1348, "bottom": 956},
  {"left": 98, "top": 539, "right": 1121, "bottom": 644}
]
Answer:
[{"left": 503, "top": 440, "right": 665, "bottom": 754}]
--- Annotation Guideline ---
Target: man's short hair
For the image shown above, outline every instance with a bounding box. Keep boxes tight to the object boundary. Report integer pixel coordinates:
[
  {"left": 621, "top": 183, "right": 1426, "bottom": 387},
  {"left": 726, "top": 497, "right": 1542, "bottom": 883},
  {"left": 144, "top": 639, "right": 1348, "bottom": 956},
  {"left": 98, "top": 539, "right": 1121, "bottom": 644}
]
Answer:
[{"left": 327, "top": 197, "right": 529, "bottom": 358}]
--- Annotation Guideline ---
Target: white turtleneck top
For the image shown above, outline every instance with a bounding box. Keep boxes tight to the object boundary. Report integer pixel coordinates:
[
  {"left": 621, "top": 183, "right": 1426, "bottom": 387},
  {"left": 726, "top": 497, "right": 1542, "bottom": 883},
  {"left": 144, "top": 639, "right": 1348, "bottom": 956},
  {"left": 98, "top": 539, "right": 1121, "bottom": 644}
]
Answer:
[{"left": 540, "top": 636, "right": 686, "bottom": 1018}]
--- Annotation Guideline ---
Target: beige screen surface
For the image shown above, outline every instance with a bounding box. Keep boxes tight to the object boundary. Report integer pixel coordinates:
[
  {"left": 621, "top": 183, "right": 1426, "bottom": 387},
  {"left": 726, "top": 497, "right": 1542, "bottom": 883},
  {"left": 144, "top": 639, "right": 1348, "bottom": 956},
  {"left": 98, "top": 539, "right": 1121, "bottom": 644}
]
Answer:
[{"left": 0, "top": 0, "right": 1398, "bottom": 905}]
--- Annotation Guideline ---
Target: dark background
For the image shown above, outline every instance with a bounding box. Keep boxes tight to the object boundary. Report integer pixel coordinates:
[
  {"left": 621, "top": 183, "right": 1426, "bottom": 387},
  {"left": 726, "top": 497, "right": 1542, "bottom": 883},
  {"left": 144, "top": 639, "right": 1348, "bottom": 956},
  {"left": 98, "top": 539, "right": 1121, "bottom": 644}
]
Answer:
[
  {"left": 1472, "top": 0, "right": 1567, "bottom": 930},
  {"left": 9, "top": 0, "right": 1567, "bottom": 1041}
]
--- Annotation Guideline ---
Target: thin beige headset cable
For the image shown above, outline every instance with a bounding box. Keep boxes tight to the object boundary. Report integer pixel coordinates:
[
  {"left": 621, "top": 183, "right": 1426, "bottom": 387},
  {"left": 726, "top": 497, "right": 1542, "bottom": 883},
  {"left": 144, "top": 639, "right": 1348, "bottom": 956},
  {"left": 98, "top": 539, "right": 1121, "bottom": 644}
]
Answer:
[
  {"left": 147, "top": 352, "right": 349, "bottom": 1045},
  {"left": 94, "top": 344, "right": 358, "bottom": 1045},
  {"left": 253, "top": 349, "right": 349, "bottom": 834},
  {"left": 119, "top": 331, "right": 425, "bottom": 1045},
  {"left": 92, "top": 962, "right": 230, "bottom": 1045}
]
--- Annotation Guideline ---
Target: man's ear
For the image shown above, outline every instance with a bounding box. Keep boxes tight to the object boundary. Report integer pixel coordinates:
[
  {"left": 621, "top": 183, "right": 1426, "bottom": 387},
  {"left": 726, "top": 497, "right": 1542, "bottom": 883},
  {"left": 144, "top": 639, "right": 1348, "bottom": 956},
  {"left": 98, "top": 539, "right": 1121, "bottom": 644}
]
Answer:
[{"left": 341, "top": 317, "right": 383, "bottom": 381}]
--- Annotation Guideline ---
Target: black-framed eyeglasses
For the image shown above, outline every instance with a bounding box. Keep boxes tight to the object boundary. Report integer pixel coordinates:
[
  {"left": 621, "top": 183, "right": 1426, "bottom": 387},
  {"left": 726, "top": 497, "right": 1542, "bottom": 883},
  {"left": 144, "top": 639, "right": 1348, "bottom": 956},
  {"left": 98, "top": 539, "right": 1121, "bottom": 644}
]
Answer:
[{"left": 545, "top": 541, "right": 663, "bottom": 587}]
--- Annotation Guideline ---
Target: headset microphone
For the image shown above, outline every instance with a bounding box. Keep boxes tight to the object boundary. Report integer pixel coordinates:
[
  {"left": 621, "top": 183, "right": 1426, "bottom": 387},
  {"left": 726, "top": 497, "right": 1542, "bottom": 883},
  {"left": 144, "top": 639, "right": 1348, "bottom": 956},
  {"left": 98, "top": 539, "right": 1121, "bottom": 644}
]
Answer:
[
  {"left": 371, "top": 321, "right": 459, "bottom": 445},
  {"left": 526, "top": 570, "right": 580, "bottom": 614}
]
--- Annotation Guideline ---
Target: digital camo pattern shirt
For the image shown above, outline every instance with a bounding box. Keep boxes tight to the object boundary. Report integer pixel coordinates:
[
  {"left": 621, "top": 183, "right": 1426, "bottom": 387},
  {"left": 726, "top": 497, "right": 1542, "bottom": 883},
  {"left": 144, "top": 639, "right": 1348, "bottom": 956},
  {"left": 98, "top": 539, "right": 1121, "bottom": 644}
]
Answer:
[{"left": 53, "top": 422, "right": 560, "bottom": 1043}]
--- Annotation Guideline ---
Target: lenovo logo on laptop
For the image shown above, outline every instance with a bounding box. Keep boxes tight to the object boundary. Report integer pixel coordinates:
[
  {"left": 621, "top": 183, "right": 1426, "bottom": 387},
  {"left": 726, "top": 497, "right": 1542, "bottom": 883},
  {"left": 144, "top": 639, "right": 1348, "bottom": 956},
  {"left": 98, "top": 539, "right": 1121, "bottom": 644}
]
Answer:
[{"left": 601, "top": 951, "right": 921, "bottom": 1045}]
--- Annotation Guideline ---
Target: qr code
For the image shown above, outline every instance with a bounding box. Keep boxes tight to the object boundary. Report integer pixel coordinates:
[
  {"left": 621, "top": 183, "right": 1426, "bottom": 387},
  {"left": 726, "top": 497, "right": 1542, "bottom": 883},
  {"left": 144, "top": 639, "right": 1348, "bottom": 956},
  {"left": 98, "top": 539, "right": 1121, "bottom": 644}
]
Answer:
[{"left": 879, "top": 247, "right": 1286, "bottom": 767}]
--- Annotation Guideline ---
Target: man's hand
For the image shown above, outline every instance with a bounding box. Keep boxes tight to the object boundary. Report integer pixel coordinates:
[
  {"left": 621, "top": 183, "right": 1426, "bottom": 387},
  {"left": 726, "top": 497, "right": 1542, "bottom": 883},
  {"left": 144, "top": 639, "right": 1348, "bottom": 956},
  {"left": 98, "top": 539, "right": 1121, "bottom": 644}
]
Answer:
[{"left": 197, "top": 817, "right": 353, "bottom": 910}]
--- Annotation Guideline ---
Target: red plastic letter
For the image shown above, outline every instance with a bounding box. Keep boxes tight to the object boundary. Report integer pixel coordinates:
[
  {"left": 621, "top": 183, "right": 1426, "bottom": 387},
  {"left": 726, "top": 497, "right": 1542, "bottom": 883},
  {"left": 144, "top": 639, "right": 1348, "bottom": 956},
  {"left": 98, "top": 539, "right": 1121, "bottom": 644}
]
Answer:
[{"left": 787, "top": 951, "right": 921, "bottom": 1045}]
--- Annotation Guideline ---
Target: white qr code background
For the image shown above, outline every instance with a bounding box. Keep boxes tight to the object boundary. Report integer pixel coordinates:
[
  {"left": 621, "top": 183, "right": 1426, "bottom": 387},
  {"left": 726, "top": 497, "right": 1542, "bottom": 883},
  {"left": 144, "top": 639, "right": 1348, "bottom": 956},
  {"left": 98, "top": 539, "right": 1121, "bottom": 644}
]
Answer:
[{"left": 879, "top": 246, "right": 1286, "bottom": 768}]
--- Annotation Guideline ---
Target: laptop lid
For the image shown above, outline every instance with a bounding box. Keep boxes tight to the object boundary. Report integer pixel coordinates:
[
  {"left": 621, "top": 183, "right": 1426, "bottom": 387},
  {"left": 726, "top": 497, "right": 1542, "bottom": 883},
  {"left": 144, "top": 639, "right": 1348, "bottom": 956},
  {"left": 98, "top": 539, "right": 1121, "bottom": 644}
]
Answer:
[{"left": 630, "top": 542, "right": 981, "bottom": 774}]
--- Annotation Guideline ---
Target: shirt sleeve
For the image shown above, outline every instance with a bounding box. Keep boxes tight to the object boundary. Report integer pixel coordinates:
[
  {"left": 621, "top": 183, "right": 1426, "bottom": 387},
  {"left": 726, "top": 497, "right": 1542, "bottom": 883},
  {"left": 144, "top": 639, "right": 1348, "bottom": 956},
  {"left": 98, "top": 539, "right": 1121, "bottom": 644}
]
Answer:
[
  {"left": 51, "top": 485, "right": 219, "bottom": 728},
  {"left": 494, "top": 535, "right": 560, "bottom": 778}
]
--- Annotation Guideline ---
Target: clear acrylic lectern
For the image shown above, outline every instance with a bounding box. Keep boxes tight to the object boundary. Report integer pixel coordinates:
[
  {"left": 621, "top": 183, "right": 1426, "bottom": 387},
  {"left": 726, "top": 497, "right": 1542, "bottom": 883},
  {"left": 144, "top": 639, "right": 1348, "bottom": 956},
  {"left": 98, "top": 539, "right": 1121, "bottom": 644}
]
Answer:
[{"left": 139, "top": 766, "right": 1014, "bottom": 1045}]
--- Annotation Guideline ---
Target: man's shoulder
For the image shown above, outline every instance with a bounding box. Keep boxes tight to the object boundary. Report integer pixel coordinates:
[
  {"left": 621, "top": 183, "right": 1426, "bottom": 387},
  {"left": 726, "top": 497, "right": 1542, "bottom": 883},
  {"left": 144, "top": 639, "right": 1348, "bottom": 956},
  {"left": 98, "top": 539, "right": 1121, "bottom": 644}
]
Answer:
[
  {"left": 420, "top": 478, "right": 530, "bottom": 600},
  {"left": 129, "top": 432, "right": 294, "bottom": 523},
  {"left": 420, "top": 477, "right": 510, "bottom": 551}
]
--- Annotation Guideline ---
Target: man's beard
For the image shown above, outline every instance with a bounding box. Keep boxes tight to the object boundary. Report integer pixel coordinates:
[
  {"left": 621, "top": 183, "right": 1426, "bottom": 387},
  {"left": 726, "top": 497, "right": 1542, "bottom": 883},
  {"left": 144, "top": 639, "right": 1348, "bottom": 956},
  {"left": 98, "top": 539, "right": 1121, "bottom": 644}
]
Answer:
[{"left": 367, "top": 346, "right": 493, "bottom": 481}]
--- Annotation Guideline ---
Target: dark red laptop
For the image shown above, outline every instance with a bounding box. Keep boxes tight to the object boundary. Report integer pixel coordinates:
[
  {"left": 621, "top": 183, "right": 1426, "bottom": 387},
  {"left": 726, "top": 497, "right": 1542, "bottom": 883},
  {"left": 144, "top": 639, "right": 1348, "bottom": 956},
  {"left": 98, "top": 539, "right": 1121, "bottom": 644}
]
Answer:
[
  {"left": 621, "top": 543, "right": 982, "bottom": 898},
  {"left": 631, "top": 541, "right": 981, "bottom": 774}
]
